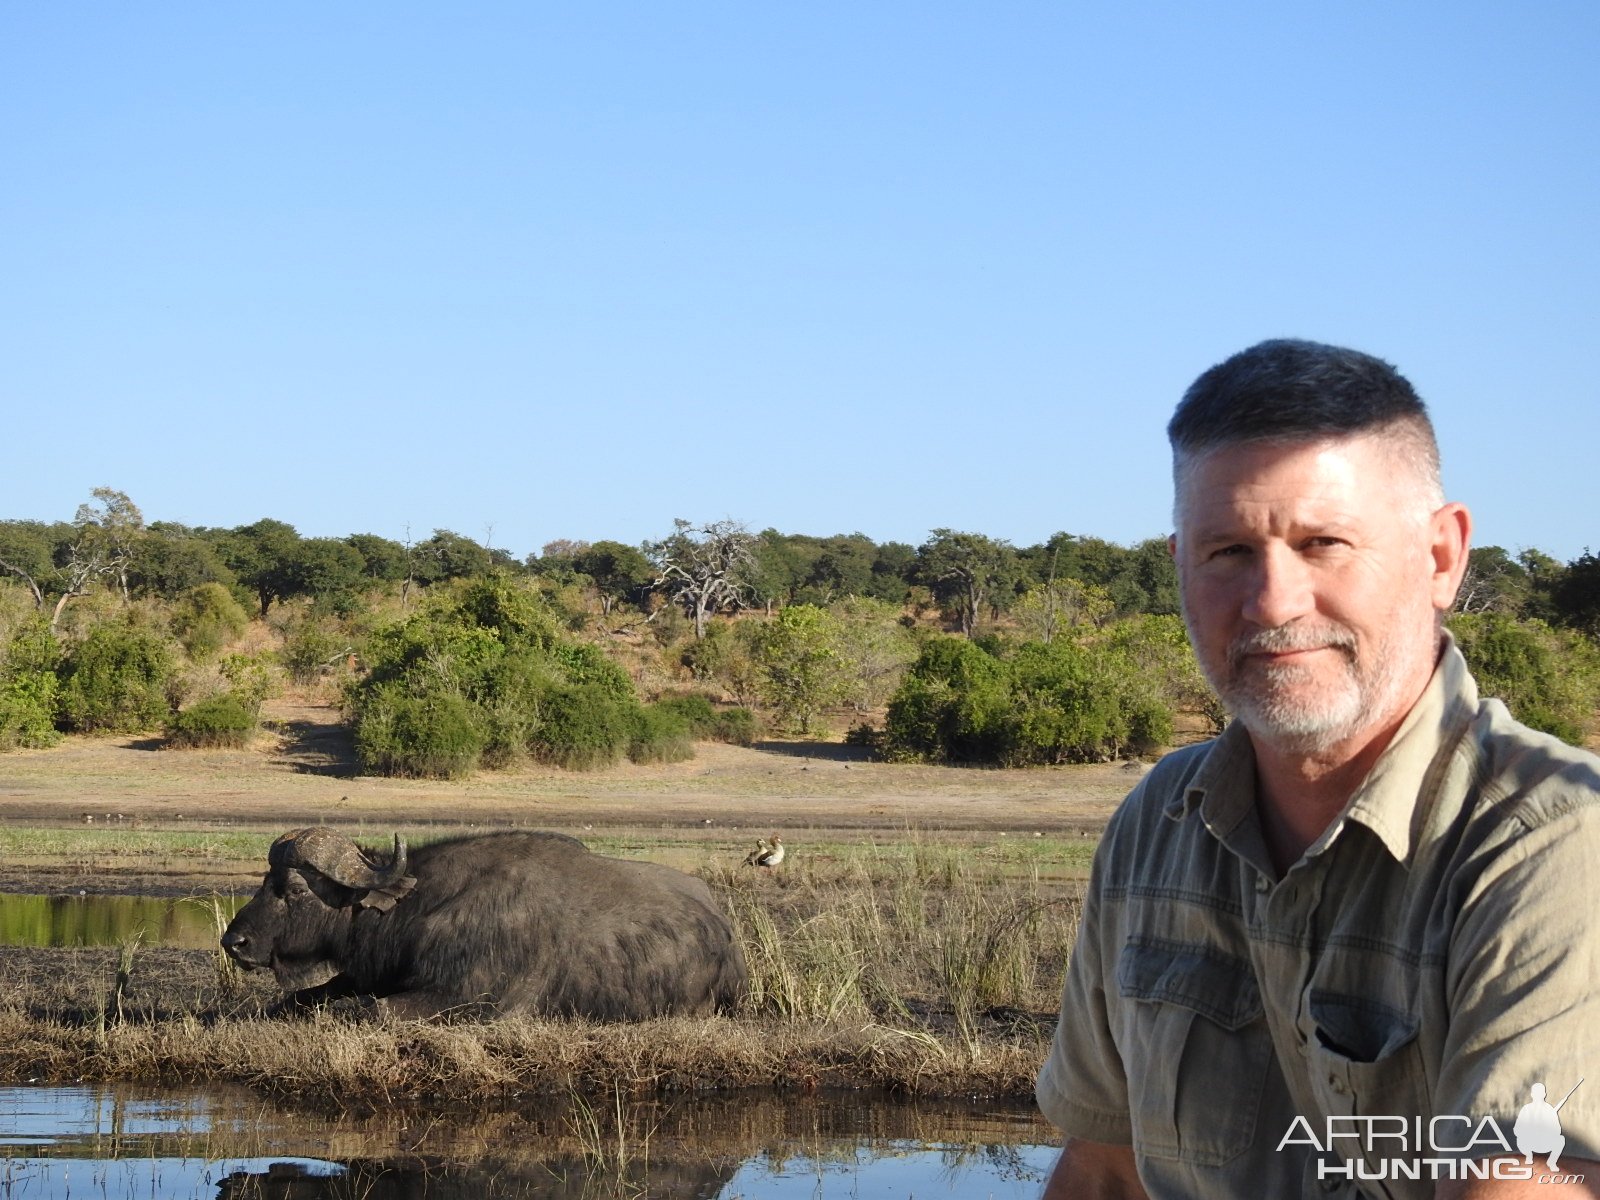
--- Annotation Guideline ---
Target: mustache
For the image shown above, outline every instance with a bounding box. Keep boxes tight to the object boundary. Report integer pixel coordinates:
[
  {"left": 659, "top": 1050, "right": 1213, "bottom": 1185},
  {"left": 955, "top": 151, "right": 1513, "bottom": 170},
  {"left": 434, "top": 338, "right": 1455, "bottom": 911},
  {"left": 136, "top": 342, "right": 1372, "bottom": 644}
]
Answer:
[{"left": 1228, "top": 624, "right": 1357, "bottom": 668}]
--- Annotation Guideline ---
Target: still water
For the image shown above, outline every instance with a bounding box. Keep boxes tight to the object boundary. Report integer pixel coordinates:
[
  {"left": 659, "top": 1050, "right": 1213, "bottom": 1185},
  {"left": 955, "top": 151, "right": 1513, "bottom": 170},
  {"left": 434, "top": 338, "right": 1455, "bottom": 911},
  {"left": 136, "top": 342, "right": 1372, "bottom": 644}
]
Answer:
[
  {"left": 0, "top": 1084, "right": 1056, "bottom": 1199},
  {"left": 0, "top": 894, "right": 242, "bottom": 950}
]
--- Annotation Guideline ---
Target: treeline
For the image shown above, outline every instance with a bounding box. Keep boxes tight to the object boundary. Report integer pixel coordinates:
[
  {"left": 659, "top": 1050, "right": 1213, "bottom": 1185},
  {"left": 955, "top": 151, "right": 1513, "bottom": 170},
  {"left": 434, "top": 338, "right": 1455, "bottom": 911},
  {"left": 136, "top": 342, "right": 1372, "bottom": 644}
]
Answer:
[
  {"left": 0, "top": 490, "right": 1597, "bottom": 767},
  {"left": 0, "top": 494, "right": 1180, "bottom": 630}
]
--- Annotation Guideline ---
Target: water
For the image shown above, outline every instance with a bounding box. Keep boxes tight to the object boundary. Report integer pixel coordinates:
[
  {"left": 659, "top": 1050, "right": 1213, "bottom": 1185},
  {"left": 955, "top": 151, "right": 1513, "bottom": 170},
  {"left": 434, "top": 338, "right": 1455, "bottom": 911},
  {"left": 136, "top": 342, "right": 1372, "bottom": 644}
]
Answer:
[
  {"left": 0, "top": 1084, "right": 1058, "bottom": 1199},
  {"left": 0, "top": 894, "right": 241, "bottom": 950}
]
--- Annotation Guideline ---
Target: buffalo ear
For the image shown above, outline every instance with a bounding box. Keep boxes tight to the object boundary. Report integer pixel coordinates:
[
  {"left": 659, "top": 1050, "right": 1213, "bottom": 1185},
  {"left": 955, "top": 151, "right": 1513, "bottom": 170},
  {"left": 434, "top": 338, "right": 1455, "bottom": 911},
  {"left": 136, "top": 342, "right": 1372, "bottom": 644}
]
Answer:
[{"left": 357, "top": 873, "right": 418, "bottom": 912}]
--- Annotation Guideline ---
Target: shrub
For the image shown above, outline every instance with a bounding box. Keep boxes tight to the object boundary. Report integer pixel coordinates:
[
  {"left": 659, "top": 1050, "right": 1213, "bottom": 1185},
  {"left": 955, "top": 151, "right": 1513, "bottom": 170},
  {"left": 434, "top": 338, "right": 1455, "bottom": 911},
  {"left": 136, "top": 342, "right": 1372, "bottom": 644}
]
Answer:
[
  {"left": 57, "top": 620, "right": 176, "bottom": 733},
  {"left": 753, "top": 604, "right": 849, "bottom": 734},
  {"left": 279, "top": 617, "right": 348, "bottom": 685},
  {"left": 219, "top": 652, "right": 277, "bottom": 713},
  {"left": 167, "top": 692, "right": 257, "bottom": 749},
  {"left": 169, "top": 583, "right": 249, "bottom": 661},
  {"left": 881, "top": 629, "right": 1182, "bottom": 766},
  {"left": 531, "top": 684, "right": 637, "bottom": 770},
  {"left": 0, "top": 619, "right": 62, "bottom": 751},
  {"left": 629, "top": 704, "right": 695, "bottom": 764},
  {"left": 652, "top": 693, "right": 718, "bottom": 735},
  {"left": 0, "top": 691, "right": 59, "bottom": 751},
  {"left": 354, "top": 688, "right": 486, "bottom": 778},
  {"left": 347, "top": 577, "right": 673, "bottom": 777},
  {"left": 711, "top": 706, "right": 759, "bottom": 746},
  {"left": 1450, "top": 612, "right": 1600, "bottom": 744}
]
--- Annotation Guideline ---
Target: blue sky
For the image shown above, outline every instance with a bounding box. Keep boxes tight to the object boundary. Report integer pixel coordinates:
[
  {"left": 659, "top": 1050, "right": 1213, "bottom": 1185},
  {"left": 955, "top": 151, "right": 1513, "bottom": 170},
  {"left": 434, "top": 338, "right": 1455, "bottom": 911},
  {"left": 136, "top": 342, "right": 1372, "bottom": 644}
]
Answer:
[{"left": 3, "top": 3, "right": 1595, "bottom": 562}]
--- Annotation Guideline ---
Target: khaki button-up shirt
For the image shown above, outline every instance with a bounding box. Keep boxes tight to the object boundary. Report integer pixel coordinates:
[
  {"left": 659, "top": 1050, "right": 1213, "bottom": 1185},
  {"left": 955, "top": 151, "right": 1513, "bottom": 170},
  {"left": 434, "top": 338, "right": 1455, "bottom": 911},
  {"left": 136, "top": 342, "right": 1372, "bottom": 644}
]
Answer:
[{"left": 1037, "top": 638, "right": 1600, "bottom": 1198}]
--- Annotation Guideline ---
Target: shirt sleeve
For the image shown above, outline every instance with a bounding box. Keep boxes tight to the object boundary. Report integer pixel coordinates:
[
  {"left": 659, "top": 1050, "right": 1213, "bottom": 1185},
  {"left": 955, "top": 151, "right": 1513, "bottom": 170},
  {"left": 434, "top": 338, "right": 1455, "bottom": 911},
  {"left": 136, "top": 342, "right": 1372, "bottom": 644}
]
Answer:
[
  {"left": 1036, "top": 849, "right": 1135, "bottom": 1144},
  {"left": 1439, "top": 796, "right": 1600, "bottom": 1162}
]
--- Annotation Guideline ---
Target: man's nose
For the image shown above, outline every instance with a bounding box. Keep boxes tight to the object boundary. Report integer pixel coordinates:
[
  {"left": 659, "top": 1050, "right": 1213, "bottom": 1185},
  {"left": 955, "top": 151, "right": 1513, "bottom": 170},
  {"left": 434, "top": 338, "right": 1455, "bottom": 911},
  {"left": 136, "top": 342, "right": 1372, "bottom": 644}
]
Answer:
[{"left": 1240, "top": 546, "right": 1315, "bottom": 627}]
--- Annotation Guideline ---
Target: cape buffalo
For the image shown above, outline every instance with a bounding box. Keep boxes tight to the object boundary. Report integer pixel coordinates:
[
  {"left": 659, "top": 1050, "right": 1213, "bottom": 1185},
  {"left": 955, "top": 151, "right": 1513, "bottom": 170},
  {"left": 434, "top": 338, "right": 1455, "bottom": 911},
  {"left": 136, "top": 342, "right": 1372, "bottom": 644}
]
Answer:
[{"left": 222, "top": 828, "right": 747, "bottom": 1020}]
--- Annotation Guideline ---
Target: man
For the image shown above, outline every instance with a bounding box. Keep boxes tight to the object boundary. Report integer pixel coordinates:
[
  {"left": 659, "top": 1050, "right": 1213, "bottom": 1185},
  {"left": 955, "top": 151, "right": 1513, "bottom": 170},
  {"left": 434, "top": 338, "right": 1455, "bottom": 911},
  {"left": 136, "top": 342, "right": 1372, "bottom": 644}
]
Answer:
[{"left": 1036, "top": 340, "right": 1600, "bottom": 1198}]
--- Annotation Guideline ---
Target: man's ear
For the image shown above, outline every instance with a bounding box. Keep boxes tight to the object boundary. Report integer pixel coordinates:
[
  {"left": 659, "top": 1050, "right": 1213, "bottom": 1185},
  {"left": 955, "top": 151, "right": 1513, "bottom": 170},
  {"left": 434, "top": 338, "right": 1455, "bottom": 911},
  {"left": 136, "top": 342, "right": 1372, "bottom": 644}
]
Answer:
[
  {"left": 1428, "top": 502, "right": 1472, "bottom": 611},
  {"left": 1167, "top": 533, "right": 1177, "bottom": 560}
]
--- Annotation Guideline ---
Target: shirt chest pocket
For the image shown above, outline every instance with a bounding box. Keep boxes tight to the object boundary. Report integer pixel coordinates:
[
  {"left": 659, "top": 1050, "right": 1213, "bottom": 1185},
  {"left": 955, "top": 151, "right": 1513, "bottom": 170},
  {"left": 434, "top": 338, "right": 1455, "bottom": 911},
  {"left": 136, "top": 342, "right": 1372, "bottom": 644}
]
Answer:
[
  {"left": 1116, "top": 937, "right": 1274, "bottom": 1167},
  {"left": 1305, "top": 990, "right": 1427, "bottom": 1119}
]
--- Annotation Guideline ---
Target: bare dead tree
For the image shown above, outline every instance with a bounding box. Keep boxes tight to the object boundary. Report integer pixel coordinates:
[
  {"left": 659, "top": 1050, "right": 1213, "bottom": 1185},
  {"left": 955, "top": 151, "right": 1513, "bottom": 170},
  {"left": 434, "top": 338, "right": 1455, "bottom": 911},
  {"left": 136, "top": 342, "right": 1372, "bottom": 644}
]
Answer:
[
  {"left": 646, "top": 518, "right": 755, "bottom": 640},
  {"left": 73, "top": 488, "right": 144, "bottom": 604},
  {"left": 49, "top": 534, "right": 110, "bottom": 630}
]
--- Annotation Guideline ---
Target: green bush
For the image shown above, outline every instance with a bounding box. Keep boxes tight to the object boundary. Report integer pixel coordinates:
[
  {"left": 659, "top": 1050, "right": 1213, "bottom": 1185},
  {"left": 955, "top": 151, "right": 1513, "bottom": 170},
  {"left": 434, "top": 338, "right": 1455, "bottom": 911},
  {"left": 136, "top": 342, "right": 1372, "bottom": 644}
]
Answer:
[
  {"left": 1450, "top": 612, "right": 1600, "bottom": 744},
  {"left": 169, "top": 583, "right": 249, "bottom": 661},
  {"left": 882, "top": 630, "right": 1181, "bottom": 766},
  {"left": 279, "top": 617, "right": 348, "bottom": 685},
  {"left": 57, "top": 620, "right": 176, "bottom": 733},
  {"left": 653, "top": 693, "right": 719, "bottom": 735},
  {"left": 219, "top": 652, "right": 276, "bottom": 713},
  {"left": 167, "top": 692, "right": 257, "bottom": 749},
  {"left": 0, "top": 619, "right": 62, "bottom": 751},
  {"left": 711, "top": 706, "right": 759, "bottom": 746},
  {"left": 346, "top": 577, "right": 673, "bottom": 778},
  {"left": 354, "top": 688, "right": 486, "bottom": 778},
  {"left": 629, "top": 704, "right": 695, "bottom": 764},
  {"left": 531, "top": 684, "right": 636, "bottom": 770},
  {"left": 0, "top": 691, "right": 59, "bottom": 751}
]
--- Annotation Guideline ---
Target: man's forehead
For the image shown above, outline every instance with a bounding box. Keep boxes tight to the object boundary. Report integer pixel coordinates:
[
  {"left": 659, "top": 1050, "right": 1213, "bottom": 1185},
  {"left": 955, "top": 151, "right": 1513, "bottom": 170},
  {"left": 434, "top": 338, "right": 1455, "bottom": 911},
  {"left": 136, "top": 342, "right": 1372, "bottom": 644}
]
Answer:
[{"left": 1173, "top": 434, "right": 1409, "bottom": 530}]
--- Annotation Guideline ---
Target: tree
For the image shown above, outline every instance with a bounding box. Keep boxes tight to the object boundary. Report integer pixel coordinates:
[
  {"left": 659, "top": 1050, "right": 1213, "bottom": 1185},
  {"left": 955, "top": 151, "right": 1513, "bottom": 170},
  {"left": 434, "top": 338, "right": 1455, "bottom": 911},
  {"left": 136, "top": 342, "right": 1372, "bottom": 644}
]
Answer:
[
  {"left": 73, "top": 488, "right": 144, "bottom": 602},
  {"left": 830, "top": 596, "right": 917, "bottom": 713},
  {"left": 572, "top": 540, "right": 654, "bottom": 617},
  {"left": 1014, "top": 577, "right": 1114, "bottom": 644},
  {"left": 747, "top": 529, "right": 809, "bottom": 612},
  {"left": 0, "top": 521, "right": 61, "bottom": 610},
  {"left": 1453, "top": 546, "right": 1531, "bottom": 616},
  {"left": 129, "top": 526, "right": 235, "bottom": 598},
  {"left": 647, "top": 519, "right": 756, "bottom": 640},
  {"left": 346, "top": 533, "right": 409, "bottom": 583},
  {"left": 220, "top": 519, "right": 304, "bottom": 616},
  {"left": 288, "top": 538, "right": 366, "bottom": 610},
  {"left": 915, "top": 529, "right": 1018, "bottom": 637},
  {"left": 1516, "top": 548, "right": 1566, "bottom": 622},
  {"left": 5, "top": 490, "right": 150, "bottom": 630},
  {"left": 1549, "top": 550, "right": 1600, "bottom": 637},
  {"left": 867, "top": 541, "right": 916, "bottom": 604},
  {"left": 411, "top": 529, "right": 495, "bottom": 585},
  {"left": 754, "top": 604, "right": 849, "bottom": 733}
]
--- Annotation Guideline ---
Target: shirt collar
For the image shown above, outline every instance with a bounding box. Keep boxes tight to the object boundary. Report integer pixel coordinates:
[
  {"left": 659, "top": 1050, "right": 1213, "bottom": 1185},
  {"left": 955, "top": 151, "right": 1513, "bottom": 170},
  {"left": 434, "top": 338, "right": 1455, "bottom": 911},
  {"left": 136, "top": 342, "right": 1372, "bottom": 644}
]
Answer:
[
  {"left": 1167, "top": 631, "right": 1481, "bottom": 867},
  {"left": 1340, "top": 631, "right": 1478, "bottom": 865}
]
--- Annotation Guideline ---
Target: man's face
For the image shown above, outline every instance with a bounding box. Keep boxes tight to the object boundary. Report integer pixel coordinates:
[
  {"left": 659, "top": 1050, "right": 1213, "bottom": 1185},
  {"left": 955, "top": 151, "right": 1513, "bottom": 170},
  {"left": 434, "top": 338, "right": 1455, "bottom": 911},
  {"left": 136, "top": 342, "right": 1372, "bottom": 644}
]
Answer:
[{"left": 1173, "top": 435, "right": 1450, "bottom": 756}]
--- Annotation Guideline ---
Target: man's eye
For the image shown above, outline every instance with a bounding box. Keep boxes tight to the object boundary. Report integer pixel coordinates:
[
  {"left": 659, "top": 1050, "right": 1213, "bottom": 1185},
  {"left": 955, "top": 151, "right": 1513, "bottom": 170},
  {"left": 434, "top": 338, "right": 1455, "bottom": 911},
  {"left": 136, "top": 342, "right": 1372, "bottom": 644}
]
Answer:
[{"left": 1210, "top": 544, "right": 1248, "bottom": 559}]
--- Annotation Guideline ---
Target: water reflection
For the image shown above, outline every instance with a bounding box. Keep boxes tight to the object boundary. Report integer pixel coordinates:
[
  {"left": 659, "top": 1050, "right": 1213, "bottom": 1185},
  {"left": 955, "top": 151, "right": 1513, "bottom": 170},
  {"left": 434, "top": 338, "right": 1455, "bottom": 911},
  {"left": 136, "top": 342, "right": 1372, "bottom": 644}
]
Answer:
[
  {"left": 0, "top": 893, "right": 241, "bottom": 949},
  {"left": 0, "top": 1084, "right": 1057, "bottom": 1199}
]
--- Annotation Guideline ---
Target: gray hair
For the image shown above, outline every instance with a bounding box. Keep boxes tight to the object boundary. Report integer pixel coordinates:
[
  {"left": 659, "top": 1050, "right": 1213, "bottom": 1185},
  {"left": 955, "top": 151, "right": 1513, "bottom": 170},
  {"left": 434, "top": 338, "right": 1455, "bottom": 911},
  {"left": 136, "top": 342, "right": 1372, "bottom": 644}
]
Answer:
[{"left": 1169, "top": 339, "right": 1443, "bottom": 523}]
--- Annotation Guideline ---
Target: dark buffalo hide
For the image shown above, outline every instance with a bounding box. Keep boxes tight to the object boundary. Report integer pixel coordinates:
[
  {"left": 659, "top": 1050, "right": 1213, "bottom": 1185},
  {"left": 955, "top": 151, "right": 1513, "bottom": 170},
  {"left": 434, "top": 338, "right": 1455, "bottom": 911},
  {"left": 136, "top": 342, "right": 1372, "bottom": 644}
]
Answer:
[{"left": 223, "top": 830, "right": 747, "bottom": 1020}]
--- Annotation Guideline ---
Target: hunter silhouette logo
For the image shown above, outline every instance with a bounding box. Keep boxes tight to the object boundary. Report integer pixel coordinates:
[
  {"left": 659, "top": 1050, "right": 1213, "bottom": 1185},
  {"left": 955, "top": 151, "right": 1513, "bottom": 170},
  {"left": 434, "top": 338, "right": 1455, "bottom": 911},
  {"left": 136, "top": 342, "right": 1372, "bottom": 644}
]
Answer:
[
  {"left": 1279, "top": 1075, "right": 1588, "bottom": 1185},
  {"left": 1516, "top": 1079, "right": 1583, "bottom": 1173}
]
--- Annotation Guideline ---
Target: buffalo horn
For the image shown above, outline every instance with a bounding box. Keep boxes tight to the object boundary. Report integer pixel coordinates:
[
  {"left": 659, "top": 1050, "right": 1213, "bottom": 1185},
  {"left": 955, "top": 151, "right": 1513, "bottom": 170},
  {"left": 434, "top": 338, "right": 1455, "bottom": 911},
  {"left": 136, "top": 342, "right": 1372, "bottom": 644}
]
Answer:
[{"left": 270, "top": 827, "right": 409, "bottom": 890}]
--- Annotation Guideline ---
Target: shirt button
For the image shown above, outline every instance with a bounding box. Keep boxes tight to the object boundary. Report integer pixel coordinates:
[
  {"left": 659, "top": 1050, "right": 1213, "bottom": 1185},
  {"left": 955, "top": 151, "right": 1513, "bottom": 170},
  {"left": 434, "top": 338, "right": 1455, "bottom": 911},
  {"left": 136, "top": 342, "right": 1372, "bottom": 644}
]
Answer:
[
  {"left": 1328, "top": 1074, "right": 1347, "bottom": 1094},
  {"left": 1255, "top": 875, "right": 1271, "bottom": 893}
]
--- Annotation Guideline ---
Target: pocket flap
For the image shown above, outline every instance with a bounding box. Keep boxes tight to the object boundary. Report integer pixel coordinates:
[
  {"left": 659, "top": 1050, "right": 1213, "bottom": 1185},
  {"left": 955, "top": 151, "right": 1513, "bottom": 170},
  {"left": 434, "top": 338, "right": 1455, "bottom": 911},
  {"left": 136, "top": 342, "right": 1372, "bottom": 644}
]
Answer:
[
  {"left": 1308, "top": 990, "right": 1419, "bottom": 1063},
  {"left": 1117, "top": 937, "right": 1263, "bottom": 1030}
]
